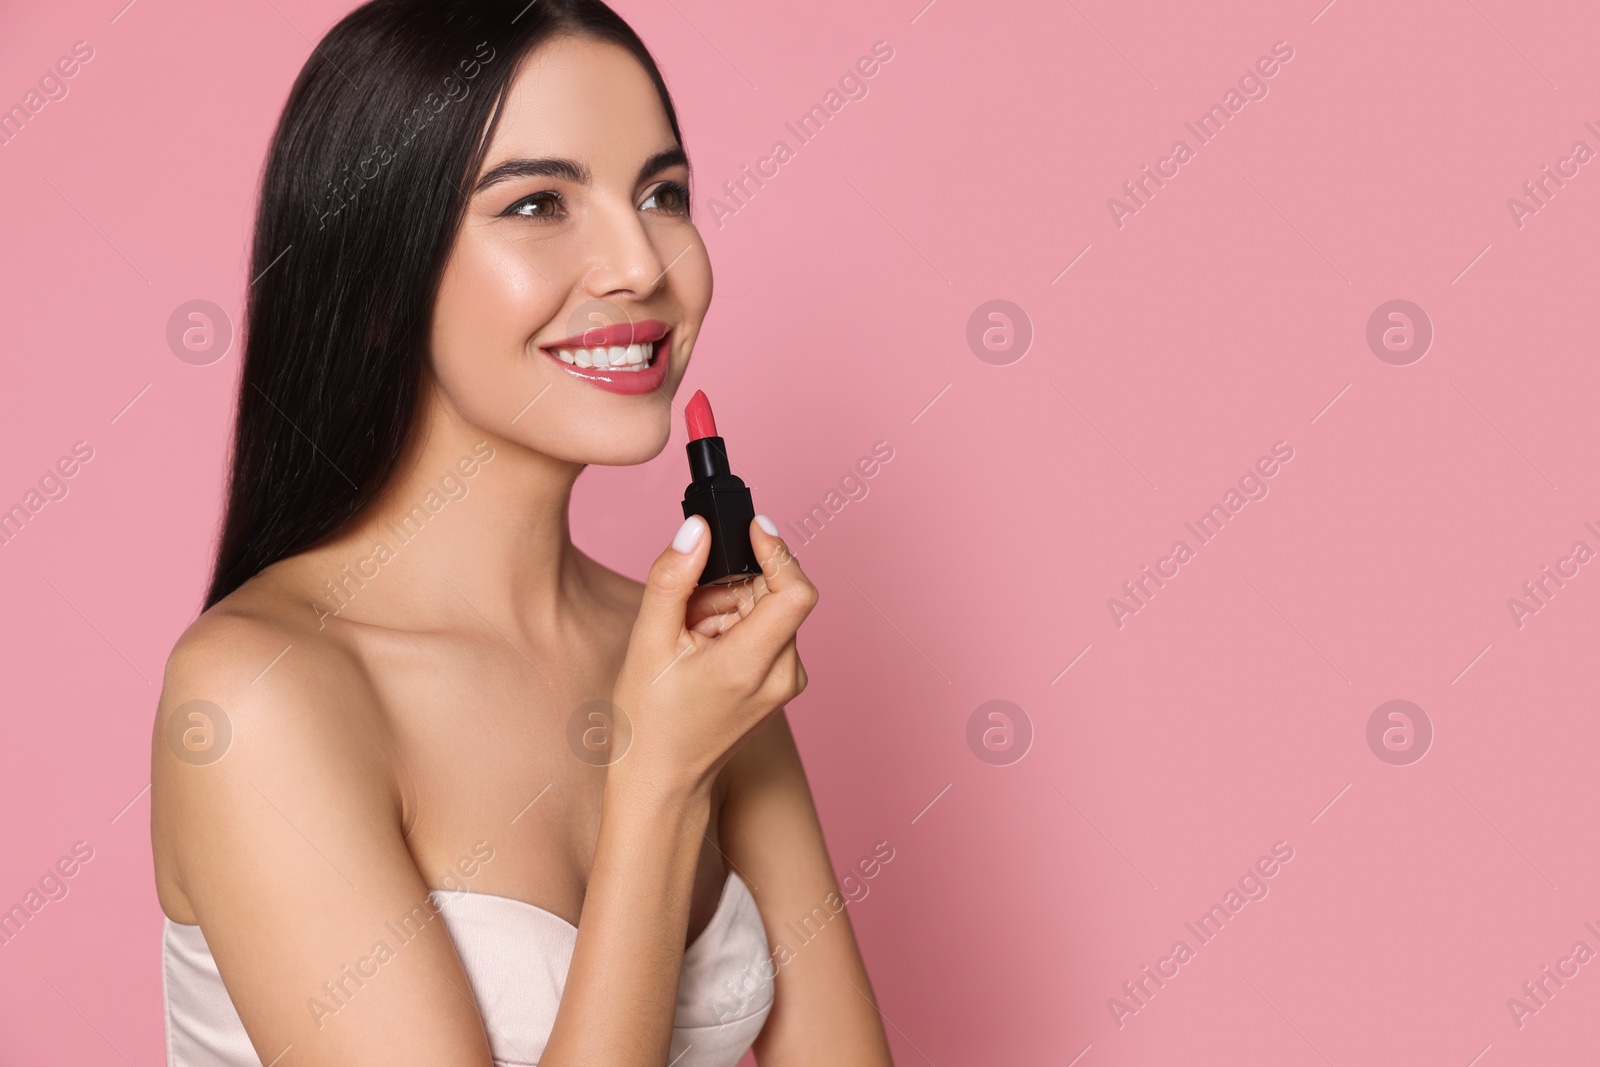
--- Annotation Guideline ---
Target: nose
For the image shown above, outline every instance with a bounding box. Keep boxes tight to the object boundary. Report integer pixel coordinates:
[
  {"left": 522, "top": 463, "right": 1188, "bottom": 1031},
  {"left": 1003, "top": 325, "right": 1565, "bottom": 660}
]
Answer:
[{"left": 579, "top": 196, "right": 669, "bottom": 302}]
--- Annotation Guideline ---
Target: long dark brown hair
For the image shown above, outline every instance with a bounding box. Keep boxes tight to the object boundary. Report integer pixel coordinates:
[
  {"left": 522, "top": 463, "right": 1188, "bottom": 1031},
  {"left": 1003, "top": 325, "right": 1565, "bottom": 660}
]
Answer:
[{"left": 205, "top": 0, "right": 685, "bottom": 608}]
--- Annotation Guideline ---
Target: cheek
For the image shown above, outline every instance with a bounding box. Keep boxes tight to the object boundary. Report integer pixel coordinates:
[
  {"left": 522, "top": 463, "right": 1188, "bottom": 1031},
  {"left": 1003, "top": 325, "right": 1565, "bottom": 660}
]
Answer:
[
  {"left": 662, "top": 228, "right": 713, "bottom": 326},
  {"left": 429, "top": 229, "right": 566, "bottom": 413},
  {"left": 435, "top": 228, "right": 560, "bottom": 358}
]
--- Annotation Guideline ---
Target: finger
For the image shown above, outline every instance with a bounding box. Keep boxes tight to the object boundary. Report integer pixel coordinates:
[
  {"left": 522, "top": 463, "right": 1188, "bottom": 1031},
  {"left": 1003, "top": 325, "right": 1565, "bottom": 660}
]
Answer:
[
  {"left": 688, "top": 571, "right": 768, "bottom": 635},
  {"left": 730, "top": 575, "right": 767, "bottom": 619},
  {"left": 689, "top": 611, "right": 742, "bottom": 638},
  {"left": 632, "top": 516, "right": 711, "bottom": 652},
  {"left": 718, "top": 520, "right": 818, "bottom": 662},
  {"left": 685, "top": 580, "right": 761, "bottom": 629},
  {"left": 748, "top": 515, "right": 812, "bottom": 599},
  {"left": 683, "top": 586, "right": 724, "bottom": 632}
]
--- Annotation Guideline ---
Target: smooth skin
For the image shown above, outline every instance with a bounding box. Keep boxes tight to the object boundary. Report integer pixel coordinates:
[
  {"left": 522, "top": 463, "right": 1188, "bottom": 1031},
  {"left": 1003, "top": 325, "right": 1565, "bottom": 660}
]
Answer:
[{"left": 150, "top": 33, "right": 894, "bottom": 1067}]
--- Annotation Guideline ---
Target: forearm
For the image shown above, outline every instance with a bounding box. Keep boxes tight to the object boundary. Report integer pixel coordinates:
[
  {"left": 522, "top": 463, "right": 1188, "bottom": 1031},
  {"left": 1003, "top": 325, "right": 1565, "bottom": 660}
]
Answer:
[{"left": 540, "top": 769, "right": 711, "bottom": 1065}]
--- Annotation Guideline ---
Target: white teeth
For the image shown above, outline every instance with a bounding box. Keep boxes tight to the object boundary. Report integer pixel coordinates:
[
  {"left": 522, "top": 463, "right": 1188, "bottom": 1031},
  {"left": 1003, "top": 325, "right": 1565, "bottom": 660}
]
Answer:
[{"left": 548, "top": 340, "right": 657, "bottom": 372}]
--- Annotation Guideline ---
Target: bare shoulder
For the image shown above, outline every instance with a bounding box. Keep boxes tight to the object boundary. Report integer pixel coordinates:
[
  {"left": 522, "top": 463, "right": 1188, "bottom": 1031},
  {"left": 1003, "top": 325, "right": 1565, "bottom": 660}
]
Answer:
[
  {"left": 158, "top": 578, "right": 377, "bottom": 703},
  {"left": 150, "top": 579, "right": 404, "bottom": 923},
  {"left": 147, "top": 578, "right": 494, "bottom": 1063}
]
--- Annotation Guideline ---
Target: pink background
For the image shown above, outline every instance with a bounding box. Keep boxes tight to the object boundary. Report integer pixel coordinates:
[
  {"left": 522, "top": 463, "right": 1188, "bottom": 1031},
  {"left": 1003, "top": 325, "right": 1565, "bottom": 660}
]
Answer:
[{"left": 3, "top": 0, "right": 1598, "bottom": 1063}]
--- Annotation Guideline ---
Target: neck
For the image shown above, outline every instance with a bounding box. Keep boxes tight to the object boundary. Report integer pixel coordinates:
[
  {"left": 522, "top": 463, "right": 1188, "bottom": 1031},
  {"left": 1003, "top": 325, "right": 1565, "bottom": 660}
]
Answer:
[{"left": 307, "top": 381, "right": 589, "bottom": 636}]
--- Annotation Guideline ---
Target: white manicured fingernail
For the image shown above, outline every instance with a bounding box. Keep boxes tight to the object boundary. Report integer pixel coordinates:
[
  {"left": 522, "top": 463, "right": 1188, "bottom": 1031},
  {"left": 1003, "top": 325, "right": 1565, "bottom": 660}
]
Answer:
[
  {"left": 755, "top": 514, "right": 779, "bottom": 536},
  {"left": 672, "top": 516, "right": 705, "bottom": 553}
]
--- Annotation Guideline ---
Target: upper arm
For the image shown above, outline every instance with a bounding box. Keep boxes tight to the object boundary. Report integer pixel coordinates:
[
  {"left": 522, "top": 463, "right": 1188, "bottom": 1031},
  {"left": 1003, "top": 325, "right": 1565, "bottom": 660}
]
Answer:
[
  {"left": 718, "top": 711, "right": 894, "bottom": 1066},
  {"left": 151, "top": 614, "right": 495, "bottom": 1066}
]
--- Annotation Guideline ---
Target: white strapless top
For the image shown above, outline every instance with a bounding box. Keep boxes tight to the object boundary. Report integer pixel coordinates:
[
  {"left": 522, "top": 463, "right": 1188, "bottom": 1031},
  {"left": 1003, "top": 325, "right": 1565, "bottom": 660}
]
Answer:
[{"left": 162, "top": 871, "right": 774, "bottom": 1065}]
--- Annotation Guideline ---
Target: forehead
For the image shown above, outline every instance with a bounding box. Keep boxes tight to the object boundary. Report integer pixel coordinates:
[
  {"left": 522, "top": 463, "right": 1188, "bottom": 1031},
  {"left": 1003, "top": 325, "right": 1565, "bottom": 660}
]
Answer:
[{"left": 481, "top": 34, "right": 676, "bottom": 167}]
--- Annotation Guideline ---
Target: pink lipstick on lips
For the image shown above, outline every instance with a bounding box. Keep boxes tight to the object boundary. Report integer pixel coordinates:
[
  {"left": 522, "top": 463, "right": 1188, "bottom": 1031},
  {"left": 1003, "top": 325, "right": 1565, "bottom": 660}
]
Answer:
[{"left": 539, "top": 319, "right": 669, "bottom": 395}]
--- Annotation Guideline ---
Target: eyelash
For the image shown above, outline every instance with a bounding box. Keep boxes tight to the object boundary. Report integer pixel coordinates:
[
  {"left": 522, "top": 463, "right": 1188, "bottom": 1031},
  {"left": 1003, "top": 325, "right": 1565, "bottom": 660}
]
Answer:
[{"left": 503, "top": 180, "right": 691, "bottom": 222}]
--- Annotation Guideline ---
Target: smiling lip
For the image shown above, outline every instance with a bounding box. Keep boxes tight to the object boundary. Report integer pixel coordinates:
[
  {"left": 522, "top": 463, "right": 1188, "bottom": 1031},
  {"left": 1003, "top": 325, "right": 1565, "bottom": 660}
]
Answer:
[
  {"left": 542, "top": 319, "right": 668, "bottom": 350},
  {"left": 539, "top": 321, "right": 671, "bottom": 396}
]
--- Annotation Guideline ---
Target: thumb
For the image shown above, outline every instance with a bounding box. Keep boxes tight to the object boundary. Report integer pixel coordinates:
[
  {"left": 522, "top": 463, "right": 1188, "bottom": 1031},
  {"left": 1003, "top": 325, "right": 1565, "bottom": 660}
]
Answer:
[{"left": 634, "top": 515, "right": 710, "bottom": 647}]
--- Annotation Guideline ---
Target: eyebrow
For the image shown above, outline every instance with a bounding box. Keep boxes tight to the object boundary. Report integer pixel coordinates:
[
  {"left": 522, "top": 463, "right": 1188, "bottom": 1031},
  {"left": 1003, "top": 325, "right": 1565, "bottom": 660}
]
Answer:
[{"left": 473, "top": 146, "right": 689, "bottom": 195}]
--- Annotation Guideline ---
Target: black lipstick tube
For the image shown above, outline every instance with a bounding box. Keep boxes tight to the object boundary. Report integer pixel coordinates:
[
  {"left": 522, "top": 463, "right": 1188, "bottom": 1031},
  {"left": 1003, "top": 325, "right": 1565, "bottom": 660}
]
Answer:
[{"left": 682, "top": 436, "right": 762, "bottom": 586}]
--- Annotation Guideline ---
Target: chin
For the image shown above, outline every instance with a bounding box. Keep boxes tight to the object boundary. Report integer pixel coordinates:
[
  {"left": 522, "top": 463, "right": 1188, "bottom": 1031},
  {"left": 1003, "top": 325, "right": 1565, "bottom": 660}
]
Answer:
[
  {"left": 509, "top": 401, "right": 674, "bottom": 467},
  {"left": 581, "top": 422, "right": 672, "bottom": 467}
]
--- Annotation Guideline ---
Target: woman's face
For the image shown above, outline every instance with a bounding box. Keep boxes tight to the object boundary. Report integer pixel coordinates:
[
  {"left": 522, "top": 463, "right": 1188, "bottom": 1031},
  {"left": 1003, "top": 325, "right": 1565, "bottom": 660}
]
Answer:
[{"left": 429, "top": 34, "right": 711, "bottom": 466}]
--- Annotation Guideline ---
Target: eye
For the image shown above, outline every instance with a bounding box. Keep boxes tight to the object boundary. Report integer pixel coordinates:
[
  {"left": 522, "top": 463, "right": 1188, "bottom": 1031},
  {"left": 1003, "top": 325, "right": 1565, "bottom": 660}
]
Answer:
[
  {"left": 640, "top": 180, "right": 689, "bottom": 216},
  {"left": 503, "top": 191, "right": 565, "bottom": 220}
]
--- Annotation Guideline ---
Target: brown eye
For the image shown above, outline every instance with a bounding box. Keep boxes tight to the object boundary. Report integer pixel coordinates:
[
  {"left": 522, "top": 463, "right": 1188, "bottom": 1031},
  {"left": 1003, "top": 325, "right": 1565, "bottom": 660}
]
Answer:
[
  {"left": 641, "top": 181, "right": 689, "bottom": 215},
  {"left": 506, "top": 192, "right": 563, "bottom": 220}
]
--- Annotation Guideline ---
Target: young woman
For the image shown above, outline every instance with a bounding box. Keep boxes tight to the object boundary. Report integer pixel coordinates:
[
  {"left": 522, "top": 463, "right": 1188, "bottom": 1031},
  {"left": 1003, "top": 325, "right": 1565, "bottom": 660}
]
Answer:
[{"left": 148, "top": 2, "right": 894, "bottom": 1064}]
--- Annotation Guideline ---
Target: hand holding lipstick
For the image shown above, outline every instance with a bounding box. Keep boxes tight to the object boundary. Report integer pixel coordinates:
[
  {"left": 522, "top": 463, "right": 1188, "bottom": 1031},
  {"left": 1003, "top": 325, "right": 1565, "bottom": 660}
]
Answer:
[
  {"left": 676, "top": 391, "right": 787, "bottom": 633},
  {"left": 611, "top": 512, "right": 817, "bottom": 796},
  {"left": 685, "top": 515, "right": 789, "bottom": 637}
]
